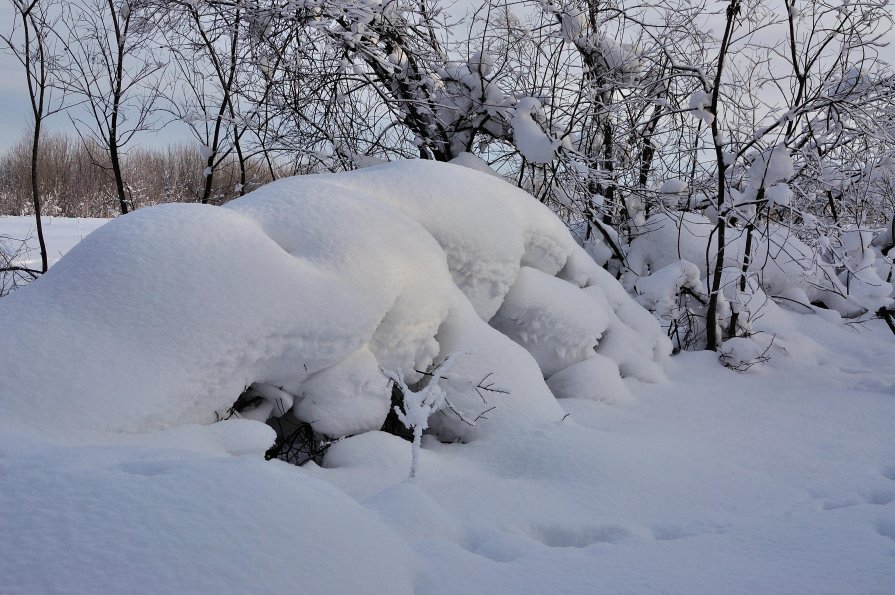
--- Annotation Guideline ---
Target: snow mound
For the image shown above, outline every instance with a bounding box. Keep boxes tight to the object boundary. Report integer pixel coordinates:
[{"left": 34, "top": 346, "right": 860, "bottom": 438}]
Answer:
[
  {"left": 491, "top": 267, "right": 609, "bottom": 377},
  {"left": 546, "top": 354, "right": 634, "bottom": 404},
  {"left": 0, "top": 434, "right": 417, "bottom": 594},
  {"left": 0, "top": 160, "right": 667, "bottom": 442}
]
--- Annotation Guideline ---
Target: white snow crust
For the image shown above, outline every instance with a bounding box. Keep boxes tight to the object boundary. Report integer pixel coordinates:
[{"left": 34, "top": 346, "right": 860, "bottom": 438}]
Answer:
[
  {"left": 0, "top": 427, "right": 417, "bottom": 595},
  {"left": 0, "top": 160, "right": 665, "bottom": 441},
  {"left": 2, "top": 189, "right": 894, "bottom": 595}
]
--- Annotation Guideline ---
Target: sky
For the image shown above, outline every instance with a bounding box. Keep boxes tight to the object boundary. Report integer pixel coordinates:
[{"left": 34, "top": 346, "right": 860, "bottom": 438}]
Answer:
[
  {"left": 0, "top": 2, "right": 193, "bottom": 151},
  {"left": 0, "top": 2, "right": 30, "bottom": 150}
]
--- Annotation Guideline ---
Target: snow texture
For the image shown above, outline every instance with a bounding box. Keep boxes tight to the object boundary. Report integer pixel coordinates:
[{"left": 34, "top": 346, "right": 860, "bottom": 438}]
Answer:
[
  {"left": 0, "top": 429, "right": 417, "bottom": 595},
  {"left": 0, "top": 160, "right": 666, "bottom": 443},
  {"left": 512, "top": 97, "right": 559, "bottom": 163},
  {"left": 2, "top": 199, "right": 895, "bottom": 595},
  {"left": 688, "top": 90, "right": 714, "bottom": 125},
  {"left": 491, "top": 266, "right": 609, "bottom": 377}
]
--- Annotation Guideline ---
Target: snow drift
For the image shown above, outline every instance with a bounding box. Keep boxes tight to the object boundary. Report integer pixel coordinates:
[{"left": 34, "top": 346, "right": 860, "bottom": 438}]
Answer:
[
  {"left": 0, "top": 160, "right": 668, "bottom": 441},
  {"left": 2, "top": 188, "right": 895, "bottom": 595}
]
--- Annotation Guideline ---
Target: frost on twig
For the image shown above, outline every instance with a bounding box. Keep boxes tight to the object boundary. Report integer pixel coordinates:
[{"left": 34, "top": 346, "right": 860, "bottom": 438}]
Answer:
[
  {"left": 0, "top": 234, "right": 39, "bottom": 297},
  {"left": 383, "top": 355, "right": 457, "bottom": 479},
  {"left": 384, "top": 354, "right": 508, "bottom": 478},
  {"left": 214, "top": 382, "right": 296, "bottom": 423}
]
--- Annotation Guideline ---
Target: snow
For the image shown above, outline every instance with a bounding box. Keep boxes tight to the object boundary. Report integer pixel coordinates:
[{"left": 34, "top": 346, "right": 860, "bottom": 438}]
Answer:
[
  {"left": 688, "top": 90, "right": 714, "bottom": 126},
  {"left": 658, "top": 178, "right": 688, "bottom": 207},
  {"left": 449, "top": 151, "right": 502, "bottom": 178},
  {"left": 0, "top": 430, "right": 417, "bottom": 595},
  {"left": 466, "top": 51, "right": 495, "bottom": 77},
  {"left": 491, "top": 266, "right": 609, "bottom": 377},
  {"left": 560, "top": 8, "right": 586, "bottom": 41},
  {"left": 307, "top": 308, "right": 895, "bottom": 594},
  {"left": 764, "top": 182, "right": 792, "bottom": 207},
  {"left": 198, "top": 143, "right": 214, "bottom": 159},
  {"left": 626, "top": 211, "right": 718, "bottom": 277},
  {"left": 1, "top": 165, "right": 894, "bottom": 594},
  {"left": 295, "top": 347, "right": 391, "bottom": 437},
  {"left": 836, "top": 228, "right": 894, "bottom": 313},
  {"left": 546, "top": 354, "right": 634, "bottom": 404},
  {"left": 659, "top": 178, "right": 688, "bottom": 195},
  {"left": 748, "top": 144, "right": 793, "bottom": 187},
  {"left": 0, "top": 215, "right": 108, "bottom": 269},
  {"left": 0, "top": 161, "right": 665, "bottom": 443},
  {"left": 624, "top": 210, "right": 890, "bottom": 322},
  {"left": 718, "top": 334, "right": 773, "bottom": 369},
  {"left": 513, "top": 97, "right": 559, "bottom": 163},
  {"left": 633, "top": 259, "right": 703, "bottom": 318}
]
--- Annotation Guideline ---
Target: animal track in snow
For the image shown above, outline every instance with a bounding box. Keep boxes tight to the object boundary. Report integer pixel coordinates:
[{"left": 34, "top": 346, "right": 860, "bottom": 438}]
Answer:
[
  {"left": 529, "top": 523, "right": 633, "bottom": 548},
  {"left": 877, "top": 521, "right": 895, "bottom": 543},
  {"left": 821, "top": 497, "right": 859, "bottom": 511},
  {"left": 853, "top": 376, "right": 895, "bottom": 395},
  {"left": 115, "top": 461, "right": 174, "bottom": 477},
  {"left": 863, "top": 488, "right": 895, "bottom": 506},
  {"left": 822, "top": 489, "right": 895, "bottom": 511},
  {"left": 460, "top": 530, "right": 526, "bottom": 563},
  {"left": 651, "top": 522, "right": 726, "bottom": 541}
]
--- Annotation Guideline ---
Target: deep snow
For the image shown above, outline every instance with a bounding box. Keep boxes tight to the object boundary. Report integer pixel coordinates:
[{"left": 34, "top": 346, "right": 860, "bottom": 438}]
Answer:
[
  {"left": 0, "top": 161, "right": 668, "bottom": 440},
  {"left": 1, "top": 164, "right": 894, "bottom": 594}
]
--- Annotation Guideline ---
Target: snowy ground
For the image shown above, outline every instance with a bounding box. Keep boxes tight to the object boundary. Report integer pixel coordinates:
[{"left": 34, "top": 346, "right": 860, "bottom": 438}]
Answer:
[
  {"left": 0, "top": 215, "right": 108, "bottom": 270},
  {"left": 305, "top": 315, "right": 895, "bottom": 594},
  {"left": 2, "top": 202, "right": 894, "bottom": 593}
]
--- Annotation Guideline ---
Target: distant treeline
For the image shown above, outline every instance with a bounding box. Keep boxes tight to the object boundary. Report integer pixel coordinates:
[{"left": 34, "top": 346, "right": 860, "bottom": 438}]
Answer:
[{"left": 0, "top": 133, "right": 275, "bottom": 218}]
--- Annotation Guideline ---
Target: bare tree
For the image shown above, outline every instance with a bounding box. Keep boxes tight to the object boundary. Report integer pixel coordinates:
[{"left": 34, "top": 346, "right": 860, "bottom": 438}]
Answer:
[
  {"left": 0, "top": 131, "right": 277, "bottom": 217},
  {"left": 162, "top": 0, "right": 265, "bottom": 204},
  {"left": 55, "top": 0, "right": 166, "bottom": 214},
  {"left": 1, "top": 0, "right": 65, "bottom": 273}
]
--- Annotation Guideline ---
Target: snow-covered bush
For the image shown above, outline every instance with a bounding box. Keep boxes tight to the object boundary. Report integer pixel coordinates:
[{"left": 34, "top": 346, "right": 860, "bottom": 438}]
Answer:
[
  {"left": 0, "top": 161, "right": 668, "bottom": 449},
  {"left": 622, "top": 206, "right": 894, "bottom": 350}
]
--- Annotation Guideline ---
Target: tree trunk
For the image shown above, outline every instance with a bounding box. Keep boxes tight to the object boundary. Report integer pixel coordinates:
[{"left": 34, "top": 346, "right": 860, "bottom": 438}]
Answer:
[{"left": 30, "top": 119, "right": 48, "bottom": 273}]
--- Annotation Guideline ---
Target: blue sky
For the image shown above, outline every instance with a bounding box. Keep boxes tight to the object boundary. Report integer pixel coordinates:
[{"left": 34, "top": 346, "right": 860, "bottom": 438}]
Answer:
[
  {"left": 0, "top": 2, "right": 45, "bottom": 149},
  {"left": 0, "top": 2, "right": 31, "bottom": 151},
  {"left": 0, "top": 1, "right": 193, "bottom": 151}
]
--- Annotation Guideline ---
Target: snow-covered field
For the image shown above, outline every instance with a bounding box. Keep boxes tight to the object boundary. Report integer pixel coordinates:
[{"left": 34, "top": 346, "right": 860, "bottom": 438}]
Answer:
[
  {"left": 1, "top": 163, "right": 894, "bottom": 594},
  {"left": 0, "top": 215, "right": 108, "bottom": 270}
]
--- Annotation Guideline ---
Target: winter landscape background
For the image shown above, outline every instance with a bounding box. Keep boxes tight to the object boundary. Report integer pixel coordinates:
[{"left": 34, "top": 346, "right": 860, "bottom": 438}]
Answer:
[{"left": 1, "top": 0, "right": 894, "bottom": 593}]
